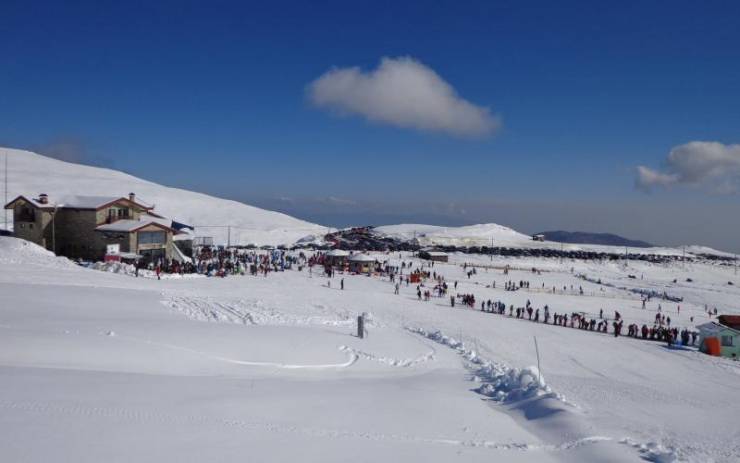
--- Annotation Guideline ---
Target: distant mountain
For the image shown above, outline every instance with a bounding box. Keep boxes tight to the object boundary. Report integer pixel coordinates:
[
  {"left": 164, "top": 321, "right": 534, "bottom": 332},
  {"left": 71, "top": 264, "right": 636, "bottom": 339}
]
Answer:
[{"left": 537, "top": 231, "right": 653, "bottom": 248}]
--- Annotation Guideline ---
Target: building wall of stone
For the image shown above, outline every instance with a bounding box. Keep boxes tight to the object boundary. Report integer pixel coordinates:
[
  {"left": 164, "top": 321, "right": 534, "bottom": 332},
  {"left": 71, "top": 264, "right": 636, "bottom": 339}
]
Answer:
[
  {"left": 10, "top": 200, "right": 52, "bottom": 250},
  {"left": 55, "top": 208, "right": 145, "bottom": 261},
  {"left": 54, "top": 209, "right": 101, "bottom": 260},
  {"left": 10, "top": 198, "right": 169, "bottom": 262},
  {"left": 96, "top": 200, "right": 147, "bottom": 225}
]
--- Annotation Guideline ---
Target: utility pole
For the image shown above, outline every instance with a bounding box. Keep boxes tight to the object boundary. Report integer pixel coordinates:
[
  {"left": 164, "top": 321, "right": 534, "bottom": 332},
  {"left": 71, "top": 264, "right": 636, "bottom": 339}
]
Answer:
[
  {"left": 490, "top": 236, "right": 493, "bottom": 261},
  {"left": 227, "top": 225, "right": 231, "bottom": 248},
  {"left": 534, "top": 336, "right": 542, "bottom": 384},
  {"left": 3, "top": 150, "right": 7, "bottom": 231}
]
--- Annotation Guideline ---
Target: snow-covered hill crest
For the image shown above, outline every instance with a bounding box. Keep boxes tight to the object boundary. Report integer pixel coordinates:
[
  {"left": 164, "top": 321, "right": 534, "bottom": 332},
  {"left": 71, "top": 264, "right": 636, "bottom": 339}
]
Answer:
[
  {"left": 376, "top": 223, "right": 732, "bottom": 257},
  {"left": 1, "top": 148, "right": 327, "bottom": 246}
]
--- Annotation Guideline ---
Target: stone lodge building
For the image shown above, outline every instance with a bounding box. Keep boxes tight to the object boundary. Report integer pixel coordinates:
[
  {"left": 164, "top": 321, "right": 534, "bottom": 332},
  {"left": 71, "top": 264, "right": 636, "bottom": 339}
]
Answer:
[{"left": 4, "top": 192, "right": 184, "bottom": 263}]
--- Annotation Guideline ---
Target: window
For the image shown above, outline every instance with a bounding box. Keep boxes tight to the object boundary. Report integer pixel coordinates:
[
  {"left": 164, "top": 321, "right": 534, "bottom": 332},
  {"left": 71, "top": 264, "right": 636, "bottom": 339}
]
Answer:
[
  {"left": 721, "top": 335, "right": 734, "bottom": 347},
  {"left": 19, "top": 207, "right": 35, "bottom": 222},
  {"left": 138, "top": 231, "right": 166, "bottom": 245}
]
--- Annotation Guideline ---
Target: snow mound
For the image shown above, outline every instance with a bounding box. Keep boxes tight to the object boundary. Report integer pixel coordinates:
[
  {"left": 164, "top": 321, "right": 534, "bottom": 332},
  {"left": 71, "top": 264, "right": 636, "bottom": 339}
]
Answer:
[
  {"left": 410, "top": 327, "right": 567, "bottom": 405},
  {"left": 90, "top": 261, "right": 201, "bottom": 280},
  {"left": 0, "top": 236, "right": 77, "bottom": 269},
  {"left": 92, "top": 261, "right": 137, "bottom": 275},
  {"left": 619, "top": 438, "right": 679, "bottom": 463},
  {"left": 2, "top": 147, "right": 327, "bottom": 246}
]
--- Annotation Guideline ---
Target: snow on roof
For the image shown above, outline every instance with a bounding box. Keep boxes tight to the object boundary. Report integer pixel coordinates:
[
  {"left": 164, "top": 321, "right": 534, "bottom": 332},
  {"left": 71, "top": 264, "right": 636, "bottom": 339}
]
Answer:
[
  {"left": 349, "top": 254, "right": 376, "bottom": 262},
  {"left": 6, "top": 194, "right": 153, "bottom": 210},
  {"left": 326, "top": 249, "right": 350, "bottom": 257},
  {"left": 426, "top": 251, "right": 448, "bottom": 256},
  {"left": 697, "top": 322, "right": 740, "bottom": 336},
  {"left": 96, "top": 219, "right": 171, "bottom": 233},
  {"left": 96, "top": 220, "right": 149, "bottom": 232},
  {"left": 56, "top": 195, "right": 122, "bottom": 209}
]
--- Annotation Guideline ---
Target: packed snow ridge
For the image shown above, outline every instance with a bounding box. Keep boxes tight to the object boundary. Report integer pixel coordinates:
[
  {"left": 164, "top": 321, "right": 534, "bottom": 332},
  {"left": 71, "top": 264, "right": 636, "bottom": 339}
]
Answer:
[{"left": 409, "top": 327, "right": 566, "bottom": 404}]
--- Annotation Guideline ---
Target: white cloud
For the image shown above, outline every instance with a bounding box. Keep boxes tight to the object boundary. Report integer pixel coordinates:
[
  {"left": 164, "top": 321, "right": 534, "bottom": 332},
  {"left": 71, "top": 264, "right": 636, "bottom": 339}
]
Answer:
[
  {"left": 635, "top": 166, "right": 679, "bottom": 191},
  {"left": 307, "top": 56, "right": 500, "bottom": 137},
  {"left": 636, "top": 141, "right": 740, "bottom": 193}
]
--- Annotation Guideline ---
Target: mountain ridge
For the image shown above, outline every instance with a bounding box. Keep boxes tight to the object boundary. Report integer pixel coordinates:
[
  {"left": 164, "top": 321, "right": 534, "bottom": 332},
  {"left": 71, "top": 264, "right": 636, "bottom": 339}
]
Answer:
[{"left": 537, "top": 230, "right": 653, "bottom": 248}]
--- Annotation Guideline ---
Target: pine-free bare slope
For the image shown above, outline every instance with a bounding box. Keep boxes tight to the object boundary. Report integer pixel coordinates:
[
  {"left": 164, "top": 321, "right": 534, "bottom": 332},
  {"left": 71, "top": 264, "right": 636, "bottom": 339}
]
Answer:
[{"left": 1, "top": 148, "right": 327, "bottom": 246}]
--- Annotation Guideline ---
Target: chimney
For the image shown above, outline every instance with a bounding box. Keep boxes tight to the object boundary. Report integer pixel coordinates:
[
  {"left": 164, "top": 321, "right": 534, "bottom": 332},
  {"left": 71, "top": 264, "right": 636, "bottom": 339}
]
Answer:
[
  {"left": 39, "top": 193, "right": 48, "bottom": 204},
  {"left": 129, "top": 192, "right": 135, "bottom": 202}
]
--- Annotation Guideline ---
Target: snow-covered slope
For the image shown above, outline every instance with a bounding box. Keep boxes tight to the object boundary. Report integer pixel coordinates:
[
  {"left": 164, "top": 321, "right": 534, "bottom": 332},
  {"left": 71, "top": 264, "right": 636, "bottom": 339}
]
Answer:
[
  {"left": 377, "top": 223, "right": 531, "bottom": 247},
  {"left": 0, "top": 148, "right": 327, "bottom": 246},
  {"left": 2, "top": 238, "right": 739, "bottom": 461},
  {"left": 376, "top": 223, "right": 730, "bottom": 257}
]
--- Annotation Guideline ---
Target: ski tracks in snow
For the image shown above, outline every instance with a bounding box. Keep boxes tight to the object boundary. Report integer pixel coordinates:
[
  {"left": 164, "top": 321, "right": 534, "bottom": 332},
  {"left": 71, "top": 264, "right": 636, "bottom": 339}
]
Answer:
[
  {"left": 114, "top": 333, "right": 359, "bottom": 370},
  {"left": 161, "top": 294, "right": 357, "bottom": 328},
  {"left": 0, "top": 399, "right": 616, "bottom": 455},
  {"left": 338, "top": 344, "right": 436, "bottom": 368}
]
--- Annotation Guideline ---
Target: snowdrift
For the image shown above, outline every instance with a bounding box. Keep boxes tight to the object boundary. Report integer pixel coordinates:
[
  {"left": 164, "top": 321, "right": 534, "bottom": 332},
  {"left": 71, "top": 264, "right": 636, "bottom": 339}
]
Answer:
[{"left": 0, "top": 236, "right": 77, "bottom": 269}]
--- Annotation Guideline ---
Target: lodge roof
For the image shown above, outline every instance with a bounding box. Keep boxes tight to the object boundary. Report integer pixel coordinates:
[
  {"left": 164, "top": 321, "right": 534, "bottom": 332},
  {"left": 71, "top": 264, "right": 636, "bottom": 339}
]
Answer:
[
  {"left": 95, "top": 219, "right": 176, "bottom": 234},
  {"left": 4, "top": 194, "right": 154, "bottom": 211}
]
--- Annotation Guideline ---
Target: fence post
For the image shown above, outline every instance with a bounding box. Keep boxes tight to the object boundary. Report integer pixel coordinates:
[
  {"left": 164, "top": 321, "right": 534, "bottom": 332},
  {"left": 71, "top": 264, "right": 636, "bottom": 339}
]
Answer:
[
  {"left": 534, "top": 336, "right": 542, "bottom": 384},
  {"left": 357, "top": 315, "right": 364, "bottom": 339}
]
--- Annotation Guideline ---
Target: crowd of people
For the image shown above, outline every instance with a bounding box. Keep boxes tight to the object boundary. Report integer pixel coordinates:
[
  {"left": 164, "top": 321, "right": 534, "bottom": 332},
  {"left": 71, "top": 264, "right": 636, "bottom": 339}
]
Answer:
[
  {"left": 135, "top": 248, "right": 706, "bottom": 349},
  {"left": 402, "top": 263, "right": 703, "bottom": 348},
  {"left": 135, "top": 247, "right": 305, "bottom": 279}
]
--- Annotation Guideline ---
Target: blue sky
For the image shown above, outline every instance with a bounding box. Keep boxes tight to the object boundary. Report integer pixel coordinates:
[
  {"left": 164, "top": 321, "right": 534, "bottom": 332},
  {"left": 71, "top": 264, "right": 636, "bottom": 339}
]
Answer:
[{"left": 1, "top": 1, "right": 739, "bottom": 249}]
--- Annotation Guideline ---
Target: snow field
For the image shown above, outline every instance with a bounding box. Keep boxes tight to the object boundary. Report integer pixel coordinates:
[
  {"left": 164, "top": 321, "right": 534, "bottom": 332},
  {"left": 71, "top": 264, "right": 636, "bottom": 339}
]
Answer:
[{"left": 1, "top": 237, "right": 740, "bottom": 461}]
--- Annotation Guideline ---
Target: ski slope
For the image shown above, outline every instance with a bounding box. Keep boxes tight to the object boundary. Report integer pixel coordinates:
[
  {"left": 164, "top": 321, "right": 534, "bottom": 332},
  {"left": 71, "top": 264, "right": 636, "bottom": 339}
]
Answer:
[
  {"left": 0, "top": 147, "right": 327, "bottom": 246},
  {"left": 1, "top": 236, "right": 739, "bottom": 462}
]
